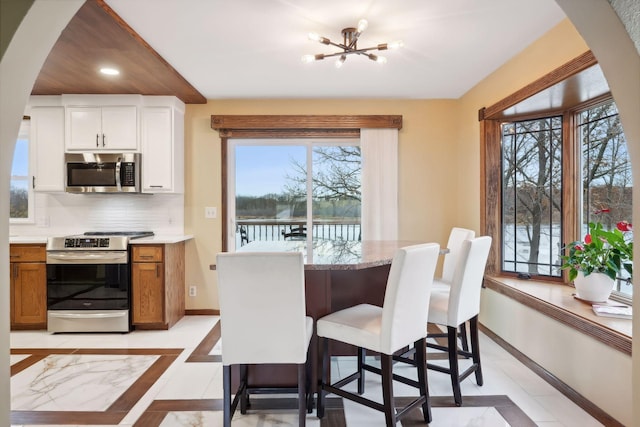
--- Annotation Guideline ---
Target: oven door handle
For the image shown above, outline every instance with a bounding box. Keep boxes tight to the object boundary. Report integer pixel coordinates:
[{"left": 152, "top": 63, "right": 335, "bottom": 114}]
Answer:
[
  {"left": 46, "top": 252, "right": 128, "bottom": 264},
  {"left": 48, "top": 311, "right": 128, "bottom": 319}
]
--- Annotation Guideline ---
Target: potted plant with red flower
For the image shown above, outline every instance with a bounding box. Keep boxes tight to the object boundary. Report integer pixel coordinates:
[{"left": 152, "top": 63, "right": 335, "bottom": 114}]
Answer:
[{"left": 561, "top": 221, "right": 633, "bottom": 302}]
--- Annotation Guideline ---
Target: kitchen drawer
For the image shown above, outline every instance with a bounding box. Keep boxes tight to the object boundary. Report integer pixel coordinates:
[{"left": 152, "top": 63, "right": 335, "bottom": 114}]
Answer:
[
  {"left": 10, "top": 245, "right": 46, "bottom": 263},
  {"left": 132, "top": 245, "right": 163, "bottom": 262}
]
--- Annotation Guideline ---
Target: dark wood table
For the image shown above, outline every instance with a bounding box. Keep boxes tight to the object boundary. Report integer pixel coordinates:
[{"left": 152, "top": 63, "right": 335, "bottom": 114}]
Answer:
[{"left": 210, "top": 240, "right": 427, "bottom": 390}]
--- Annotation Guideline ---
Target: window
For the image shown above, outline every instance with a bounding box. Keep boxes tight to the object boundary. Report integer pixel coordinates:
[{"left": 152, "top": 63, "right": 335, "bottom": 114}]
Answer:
[
  {"left": 578, "top": 101, "right": 633, "bottom": 296},
  {"left": 228, "top": 140, "right": 361, "bottom": 249},
  {"left": 211, "top": 114, "right": 402, "bottom": 251},
  {"left": 10, "top": 118, "right": 33, "bottom": 222},
  {"left": 483, "top": 56, "right": 633, "bottom": 300},
  {"left": 501, "top": 117, "right": 563, "bottom": 276}
]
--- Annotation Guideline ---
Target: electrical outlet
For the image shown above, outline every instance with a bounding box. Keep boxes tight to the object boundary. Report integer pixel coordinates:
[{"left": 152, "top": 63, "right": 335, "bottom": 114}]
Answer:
[
  {"left": 205, "top": 207, "right": 217, "bottom": 218},
  {"left": 189, "top": 286, "right": 197, "bottom": 297}
]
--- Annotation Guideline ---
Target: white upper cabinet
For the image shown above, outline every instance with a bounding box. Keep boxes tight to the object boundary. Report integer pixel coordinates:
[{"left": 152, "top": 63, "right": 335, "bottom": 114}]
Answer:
[
  {"left": 31, "top": 105, "right": 65, "bottom": 192},
  {"left": 140, "top": 97, "right": 184, "bottom": 193},
  {"left": 66, "top": 105, "right": 138, "bottom": 151}
]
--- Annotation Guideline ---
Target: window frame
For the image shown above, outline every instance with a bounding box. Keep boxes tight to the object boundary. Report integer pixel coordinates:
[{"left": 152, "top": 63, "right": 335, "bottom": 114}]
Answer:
[
  {"left": 210, "top": 114, "right": 402, "bottom": 251},
  {"left": 480, "top": 52, "right": 632, "bottom": 303}
]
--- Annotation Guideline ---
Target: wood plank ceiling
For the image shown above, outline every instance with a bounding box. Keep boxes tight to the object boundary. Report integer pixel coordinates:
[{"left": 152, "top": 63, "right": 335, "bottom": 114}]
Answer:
[{"left": 31, "top": 0, "right": 206, "bottom": 104}]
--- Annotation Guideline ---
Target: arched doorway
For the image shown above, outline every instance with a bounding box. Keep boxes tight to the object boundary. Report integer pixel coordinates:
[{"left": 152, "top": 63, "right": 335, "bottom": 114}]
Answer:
[{"left": 1, "top": 1, "right": 638, "bottom": 425}]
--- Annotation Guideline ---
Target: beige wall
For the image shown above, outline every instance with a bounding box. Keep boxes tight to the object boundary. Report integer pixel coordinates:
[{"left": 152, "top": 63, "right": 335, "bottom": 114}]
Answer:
[
  {"left": 183, "top": 19, "right": 589, "bottom": 311},
  {"left": 455, "top": 19, "right": 590, "bottom": 230},
  {"left": 184, "top": 99, "right": 460, "bottom": 309}
]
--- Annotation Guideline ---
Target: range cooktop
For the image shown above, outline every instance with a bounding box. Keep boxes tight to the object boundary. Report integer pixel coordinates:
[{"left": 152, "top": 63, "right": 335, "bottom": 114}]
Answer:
[{"left": 83, "top": 231, "right": 155, "bottom": 239}]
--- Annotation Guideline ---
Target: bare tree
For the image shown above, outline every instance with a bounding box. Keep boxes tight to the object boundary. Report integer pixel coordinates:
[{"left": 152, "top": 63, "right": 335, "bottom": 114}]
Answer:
[
  {"left": 285, "top": 146, "right": 361, "bottom": 202},
  {"left": 581, "top": 104, "right": 633, "bottom": 228},
  {"left": 502, "top": 101, "right": 632, "bottom": 276}
]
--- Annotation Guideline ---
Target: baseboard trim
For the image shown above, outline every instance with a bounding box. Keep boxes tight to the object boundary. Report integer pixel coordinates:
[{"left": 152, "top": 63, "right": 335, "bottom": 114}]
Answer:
[
  {"left": 480, "top": 324, "right": 624, "bottom": 427},
  {"left": 185, "top": 309, "right": 219, "bottom": 315}
]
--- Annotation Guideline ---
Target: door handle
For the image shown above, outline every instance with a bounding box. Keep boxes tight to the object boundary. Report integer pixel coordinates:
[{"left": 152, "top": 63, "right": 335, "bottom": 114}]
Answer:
[{"left": 96, "top": 133, "right": 99, "bottom": 147}]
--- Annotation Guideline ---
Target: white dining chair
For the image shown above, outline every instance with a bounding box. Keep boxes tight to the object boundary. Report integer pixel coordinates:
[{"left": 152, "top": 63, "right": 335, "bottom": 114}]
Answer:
[
  {"left": 426, "top": 236, "right": 492, "bottom": 406},
  {"left": 316, "top": 243, "right": 440, "bottom": 427},
  {"left": 434, "top": 227, "right": 476, "bottom": 350},
  {"left": 216, "top": 251, "right": 313, "bottom": 427},
  {"left": 439, "top": 227, "right": 476, "bottom": 285}
]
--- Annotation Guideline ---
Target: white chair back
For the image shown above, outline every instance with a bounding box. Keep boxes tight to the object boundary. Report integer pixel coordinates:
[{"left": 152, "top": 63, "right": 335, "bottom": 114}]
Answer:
[
  {"left": 446, "top": 236, "right": 492, "bottom": 326},
  {"left": 216, "top": 252, "right": 308, "bottom": 365},
  {"left": 441, "top": 227, "right": 476, "bottom": 283},
  {"left": 380, "top": 243, "right": 440, "bottom": 354}
]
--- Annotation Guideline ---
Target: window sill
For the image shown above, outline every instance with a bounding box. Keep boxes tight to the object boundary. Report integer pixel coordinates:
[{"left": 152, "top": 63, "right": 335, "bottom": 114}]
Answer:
[{"left": 483, "top": 275, "right": 631, "bottom": 355}]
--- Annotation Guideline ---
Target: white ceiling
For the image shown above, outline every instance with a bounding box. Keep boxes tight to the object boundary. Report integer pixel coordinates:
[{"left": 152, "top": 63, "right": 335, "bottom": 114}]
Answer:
[{"left": 104, "top": 0, "right": 566, "bottom": 100}]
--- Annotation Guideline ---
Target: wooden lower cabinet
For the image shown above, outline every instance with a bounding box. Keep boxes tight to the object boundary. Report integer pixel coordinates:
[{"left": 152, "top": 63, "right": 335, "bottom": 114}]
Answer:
[
  {"left": 131, "top": 242, "right": 185, "bottom": 329},
  {"left": 10, "top": 244, "right": 47, "bottom": 330}
]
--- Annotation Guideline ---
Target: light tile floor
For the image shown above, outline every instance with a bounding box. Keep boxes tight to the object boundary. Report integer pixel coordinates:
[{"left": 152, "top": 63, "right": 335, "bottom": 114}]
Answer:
[{"left": 9, "top": 316, "right": 604, "bottom": 427}]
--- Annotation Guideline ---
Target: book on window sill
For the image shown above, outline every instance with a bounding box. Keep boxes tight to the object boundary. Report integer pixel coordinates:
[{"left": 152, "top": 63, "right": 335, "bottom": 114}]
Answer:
[{"left": 591, "top": 304, "right": 632, "bottom": 319}]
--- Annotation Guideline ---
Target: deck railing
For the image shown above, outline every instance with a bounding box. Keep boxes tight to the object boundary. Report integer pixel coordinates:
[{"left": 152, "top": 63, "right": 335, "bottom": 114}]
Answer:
[{"left": 236, "top": 219, "right": 361, "bottom": 246}]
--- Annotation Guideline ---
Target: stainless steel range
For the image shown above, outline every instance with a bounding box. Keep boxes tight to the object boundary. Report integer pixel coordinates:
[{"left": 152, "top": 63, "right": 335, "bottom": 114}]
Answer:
[{"left": 46, "top": 231, "right": 153, "bottom": 333}]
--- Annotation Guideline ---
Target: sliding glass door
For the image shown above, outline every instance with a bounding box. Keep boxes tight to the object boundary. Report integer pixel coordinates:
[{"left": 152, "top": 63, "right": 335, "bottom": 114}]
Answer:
[{"left": 227, "top": 139, "right": 361, "bottom": 251}]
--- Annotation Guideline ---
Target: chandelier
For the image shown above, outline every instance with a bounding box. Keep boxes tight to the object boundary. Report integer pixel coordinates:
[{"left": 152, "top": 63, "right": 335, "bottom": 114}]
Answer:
[{"left": 301, "top": 19, "right": 403, "bottom": 68}]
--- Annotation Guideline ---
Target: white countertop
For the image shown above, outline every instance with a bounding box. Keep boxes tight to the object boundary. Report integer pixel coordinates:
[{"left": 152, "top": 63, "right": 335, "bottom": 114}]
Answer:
[
  {"left": 129, "top": 234, "right": 193, "bottom": 244},
  {"left": 9, "top": 236, "right": 50, "bottom": 244}
]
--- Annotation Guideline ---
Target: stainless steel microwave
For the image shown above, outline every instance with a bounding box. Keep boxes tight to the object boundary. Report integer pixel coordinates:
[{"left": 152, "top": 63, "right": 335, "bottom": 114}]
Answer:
[{"left": 65, "top": 153, "right": 141, "bottom": 193}]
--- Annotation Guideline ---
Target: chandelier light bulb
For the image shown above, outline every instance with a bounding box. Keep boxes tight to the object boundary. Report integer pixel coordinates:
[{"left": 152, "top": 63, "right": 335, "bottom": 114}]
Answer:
[
  {"left": 308, "top": 32, "right": 320, "bottom": 41},
  {"left": 357, "top": 19, "right": 368, "bottom": 32},
  {"left": 335, "top": 55, "right": 347, "bottom": 68},
  {"left": 301, "top": 54, "right": 316, "bottom": 63},
  {"left": 387, "top": 40, "right": 404, "bottom": 49},
  {"left": 302, "top": 54, "right": 326, "bottom": 63},
  {"left": 376, "top": 55, "right": 387, "bottom": 64}
]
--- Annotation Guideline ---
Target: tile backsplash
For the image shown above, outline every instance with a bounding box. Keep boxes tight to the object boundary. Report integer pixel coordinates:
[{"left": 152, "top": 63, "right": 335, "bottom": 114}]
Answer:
[{"left": 10, "top": 192, "right": 184, "bottom": 236}]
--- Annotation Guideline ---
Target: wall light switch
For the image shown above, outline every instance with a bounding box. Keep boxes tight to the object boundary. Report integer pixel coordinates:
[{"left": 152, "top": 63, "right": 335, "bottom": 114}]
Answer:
[{"left": 205, "top": 207, "right": 217, "bottom": 218}]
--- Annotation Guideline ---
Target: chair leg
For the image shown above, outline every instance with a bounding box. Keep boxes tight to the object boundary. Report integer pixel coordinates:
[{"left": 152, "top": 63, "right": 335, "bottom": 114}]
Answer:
[
  {"left": 414, "top": 338, "right": 432, "bottom": 423},
  {"left": 240, "top": 364, "right": 249, "bottom": 414},
  {"left": 223, "top": 365, "right": 232, "bottom": 427},
  {"left": 305, "top": 351, "right": 313, "bottom": 413},
  {"left": 357, "top": 347, "right": 366, "bottom": 394},
  {"left": 447, "top": 326, "right": 463, "bottom": 406},
  {"left": 380, "top": 354, "right": 397, "bottom": 427},
  {"left": 317, "top": 337, "right": 328, "bottom": 419},
  {"left": 470, "top": 315, "right": 483, "bottom": 386},
  {"left": 298, "top": 362, "right": 307, "bottom": 427},
  {"left": 459, "top": 321, "right": 469, "bottom": 352}
]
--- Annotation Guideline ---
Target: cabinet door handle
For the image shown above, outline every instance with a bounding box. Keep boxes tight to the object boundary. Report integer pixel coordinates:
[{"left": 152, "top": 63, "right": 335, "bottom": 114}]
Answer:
[
  {"left": 140, "top": 255, "right": 154, "bottom": 259},
  {"left": 150, "top": 185, "right": 164, "bottom": 188},
  {"left": 102, "top": 134, "right": 106, "bottom": 147},
  {"left": 10, "top": 254, "right": 20, "bottom": 259},
  {"left": 156, "top": 264, "right": 160, "bottom": 278},
  {"left": 14, "top": 265, "right": 19, "bottom": 279},
  {"left": 32, "top": 176, "right": 36, "bottom": 189},
  {"left": 96, "top": 133, "right": 99, "bottom": 147}
]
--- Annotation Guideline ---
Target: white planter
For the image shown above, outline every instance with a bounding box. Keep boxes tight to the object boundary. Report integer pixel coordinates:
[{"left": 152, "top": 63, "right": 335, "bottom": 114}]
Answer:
[{"left": 573, "top": 271, "right": 615, "bottom": 302}]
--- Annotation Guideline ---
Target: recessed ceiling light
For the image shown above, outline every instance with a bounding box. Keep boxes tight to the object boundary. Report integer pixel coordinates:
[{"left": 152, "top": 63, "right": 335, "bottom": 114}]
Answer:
[{"left": 99, "top": 67, "right": 120, "bottom": 76}]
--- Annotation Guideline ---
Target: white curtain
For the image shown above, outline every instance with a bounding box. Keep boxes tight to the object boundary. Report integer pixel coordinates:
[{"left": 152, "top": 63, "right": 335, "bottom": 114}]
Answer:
[{"left": 361, "top": 128, "right": 398, "bottom": 240}]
